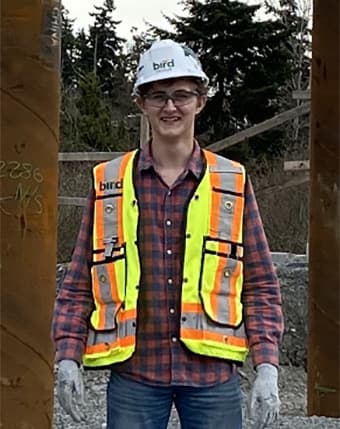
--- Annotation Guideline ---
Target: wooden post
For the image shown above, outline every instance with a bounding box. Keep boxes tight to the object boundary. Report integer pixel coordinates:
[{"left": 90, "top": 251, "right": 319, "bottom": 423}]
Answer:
[
  {"left": 0, "top": 1, "right": 61, "bottom": 427},
  {"left": 308, "top": 0, "right": 340, "bottom": 417}
]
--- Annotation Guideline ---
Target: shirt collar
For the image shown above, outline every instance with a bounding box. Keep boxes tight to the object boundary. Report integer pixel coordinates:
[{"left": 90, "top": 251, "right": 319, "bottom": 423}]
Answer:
[{"left": 137, "top": 140, "right": 204, "bottom": 179}]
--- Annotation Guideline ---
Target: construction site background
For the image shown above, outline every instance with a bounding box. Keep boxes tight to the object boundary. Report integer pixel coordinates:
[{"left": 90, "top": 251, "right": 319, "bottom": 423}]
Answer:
[{"left": 58, "top": 138, "right": 310, "bottom": 262}]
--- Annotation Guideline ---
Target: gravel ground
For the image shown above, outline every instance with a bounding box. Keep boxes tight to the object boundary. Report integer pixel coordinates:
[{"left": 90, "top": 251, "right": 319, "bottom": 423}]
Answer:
[{"left": 53, "top": 363, "right": 340, "bottom": 428}]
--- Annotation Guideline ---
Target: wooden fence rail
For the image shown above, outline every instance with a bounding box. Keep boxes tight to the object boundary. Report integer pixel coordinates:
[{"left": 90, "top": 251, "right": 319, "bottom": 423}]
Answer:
[
  {"left": 284, "top": 160, "right": 310, "bottom": 172},
  {"left": 58, "top": 196, "right": 87, "bottom": 206},
  {"left": 205, "top": 102, "right": 310, "bottom": 153},
  {"left": 58, "top": 152, "right": 124, "bottom": 162}
]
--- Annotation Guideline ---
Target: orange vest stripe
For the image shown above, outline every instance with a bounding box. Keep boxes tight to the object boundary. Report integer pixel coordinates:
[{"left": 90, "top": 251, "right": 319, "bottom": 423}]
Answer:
[
  {"left": 117, "top": 308, "right": 137, "bottom": 322},
  {"left": 117, "top": 151, "right": 134, "bottom": 244},
  {"left": 86, "top": 335, "right": 135, "bottom": 354},
  {"left": 204, "top": 150, "right": 217, "bottom": 166},
  {"left": 91, "top": 266, "right": 106, "bottom": 328},
  {"left": 182, "top": 302, "right": 203, "bottom": 313},
  {"left": 181, "top": 328, "right": 247, "bottom": 348},
  {"left": 229, "top": 257, "right": 242, "bottom": 326},
  {"left": 93, "top": 164, "right": 106, "bottom": 253}
]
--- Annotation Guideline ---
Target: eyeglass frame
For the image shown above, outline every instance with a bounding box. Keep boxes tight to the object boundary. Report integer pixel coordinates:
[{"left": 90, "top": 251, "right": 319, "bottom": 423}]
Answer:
[{"left": 142, "top": 89, "right": 202, "bottom": 108}]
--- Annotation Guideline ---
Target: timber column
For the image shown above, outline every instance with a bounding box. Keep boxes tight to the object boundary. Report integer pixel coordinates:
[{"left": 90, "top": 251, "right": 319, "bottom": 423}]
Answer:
[
  {"left": 308, "top": 0, "right": 340, "bottom": 417},
  {"left": 0, "top": 1, "right": 61, "bottom": 427}
]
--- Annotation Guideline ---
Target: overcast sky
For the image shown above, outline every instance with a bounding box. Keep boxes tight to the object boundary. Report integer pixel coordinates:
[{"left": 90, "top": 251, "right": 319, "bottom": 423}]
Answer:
[
  {"left": 61, "top": 0, "right": 271, "bottom": 40},
  {"left": 61, "top": 0, "right": 188, "bottom": 40}
]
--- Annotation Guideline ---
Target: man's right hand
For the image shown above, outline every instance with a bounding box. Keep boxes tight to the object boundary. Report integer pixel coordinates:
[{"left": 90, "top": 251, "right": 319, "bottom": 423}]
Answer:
[{"left": 57, "top": 359, "right": 85, "bottom": 422}]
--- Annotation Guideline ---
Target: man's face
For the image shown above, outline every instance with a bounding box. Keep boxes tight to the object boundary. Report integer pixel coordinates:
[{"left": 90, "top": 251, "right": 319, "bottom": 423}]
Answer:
[{"left": 138, "top": 78, "right": 206, "bottom": 142}]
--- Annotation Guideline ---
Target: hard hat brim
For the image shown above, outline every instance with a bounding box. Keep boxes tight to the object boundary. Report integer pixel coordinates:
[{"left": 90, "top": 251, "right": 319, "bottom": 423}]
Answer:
[{"left": 134, "top": 70, "right": 209, "bottom": 93}]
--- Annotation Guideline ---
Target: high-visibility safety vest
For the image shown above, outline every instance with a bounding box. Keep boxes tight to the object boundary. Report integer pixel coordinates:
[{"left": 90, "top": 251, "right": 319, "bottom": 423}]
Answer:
[{"left": 83, "top": 149, "right": 249, "bottom": 367}]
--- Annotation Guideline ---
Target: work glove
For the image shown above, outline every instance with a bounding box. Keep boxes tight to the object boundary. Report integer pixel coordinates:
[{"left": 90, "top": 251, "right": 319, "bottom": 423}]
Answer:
[
  {"left": 248, "top": 363, "right": 280, "bottom": 429},
  {"left": 56, "top": 359, "right": 85, "bottom": 422}
]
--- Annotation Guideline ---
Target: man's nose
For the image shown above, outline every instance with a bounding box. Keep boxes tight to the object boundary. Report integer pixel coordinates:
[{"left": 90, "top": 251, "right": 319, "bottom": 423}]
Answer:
[{"left": 163, "top": 97, "right": 177, "bottom": 109}]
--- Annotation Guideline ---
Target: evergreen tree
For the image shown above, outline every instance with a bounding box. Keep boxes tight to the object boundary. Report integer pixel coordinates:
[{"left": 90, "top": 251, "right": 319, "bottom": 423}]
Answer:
[
  {"left": 86, "top": 1, "right": 136, "bottom": 120},
  {"left": 265, "top": 0, "right": 311, "bottom": 149},
  {"left": 73, "top": 29, "right": 94, "bottom": 76},
  {"left": 265, "top": 0, "right": 311, "bottom": 92},
  {"left": 88, "top": 1, "right": 126, "bottom": 96},
  {"left": 146, "top": 0, "right": 295, "bottom": 160},
  {"left": 60, "top": 1, "right": 138, "bottom": 151},
  {"left": 75, "top": 71, "right": 117, "bottom": 151},
  {"left": 61, "top": 6, "right": 76, "bottom": 87}
]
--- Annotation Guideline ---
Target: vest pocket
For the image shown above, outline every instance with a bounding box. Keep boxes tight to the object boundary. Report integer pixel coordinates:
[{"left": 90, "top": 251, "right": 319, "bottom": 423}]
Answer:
[
  {"left": 90, "top": 253, "right": 126, "bottom": 331},
  {"left": 210, "top": 188, "right": 244, "bottom": 242},
  {"left": 199, "top": 240, "right": 243, "bottom": 328}
]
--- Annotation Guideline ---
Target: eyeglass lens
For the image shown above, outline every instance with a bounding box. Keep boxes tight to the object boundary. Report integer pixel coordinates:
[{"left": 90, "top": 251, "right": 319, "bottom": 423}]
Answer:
[{"left": 145, "top": 90, "right": 199, "bottom": 107}]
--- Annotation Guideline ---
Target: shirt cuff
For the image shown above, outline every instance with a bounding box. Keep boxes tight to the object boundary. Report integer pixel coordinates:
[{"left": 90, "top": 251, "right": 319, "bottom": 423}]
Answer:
[
  {"left": 55, "top": 338, "right": 85, "bottom": 365},
  {"left": 251, "top": 342, "right": 280, "bottom": 369}
]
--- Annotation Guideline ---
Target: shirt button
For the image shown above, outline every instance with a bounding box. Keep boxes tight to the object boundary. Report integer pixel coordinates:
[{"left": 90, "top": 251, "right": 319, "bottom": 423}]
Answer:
[
  {"left": 166, "top": 249, "right": 172, "bottom": 255},
  {"left": 169, "top": 308, "right": 175, "bottom": 314},
  {"left": 166, "top": 220, "right": 172, "bottom": 226},
  {"left": 167, "top": 278, "right": 173, "bottom": 285},
  {"left": 171, "top": 336, "right": 177, "bottom": 343},
  {"left": 167, "top": 191, "right": 172, "bottom": 196}
]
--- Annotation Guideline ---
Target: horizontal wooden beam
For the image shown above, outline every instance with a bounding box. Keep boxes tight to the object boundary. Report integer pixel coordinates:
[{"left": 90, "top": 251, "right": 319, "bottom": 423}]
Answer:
[
  {"left": 292, "top": 90, "right": 311, "bottom": 100},
  {"left": 58, "top": 152, "right": 124, "bottom": 162},
  {"left": 206, "top": 102, "right": 311, "bottom": 153},
  {"left": 284, "top": 160, "right": 310, "bottom": 171},
  {"left": 256, "top": 174, "right": 309, "bottom": 195}
]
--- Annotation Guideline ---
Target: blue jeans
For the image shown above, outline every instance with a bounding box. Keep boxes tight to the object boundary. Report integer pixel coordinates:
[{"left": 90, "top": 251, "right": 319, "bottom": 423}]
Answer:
[{"left": 106, "top": 372, "right": 242, "bottom": 429}]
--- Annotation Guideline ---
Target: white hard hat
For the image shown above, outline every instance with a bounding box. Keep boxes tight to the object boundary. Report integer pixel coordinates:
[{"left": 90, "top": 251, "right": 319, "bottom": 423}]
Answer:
[{"left": 133, "top": 39, "right": 209, "bottom": 94}]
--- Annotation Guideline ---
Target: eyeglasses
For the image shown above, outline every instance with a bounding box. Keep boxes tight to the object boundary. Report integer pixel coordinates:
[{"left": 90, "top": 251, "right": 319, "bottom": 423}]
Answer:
[{"left": 143, "top": 90, "right": 200, "bottom": 108}]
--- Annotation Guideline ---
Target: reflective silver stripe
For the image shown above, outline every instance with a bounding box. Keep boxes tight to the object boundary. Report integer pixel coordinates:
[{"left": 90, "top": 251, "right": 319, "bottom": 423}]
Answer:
[
  {"left": 209, "top": 155, "right": 245, "bottom": 243},
  {"left": 208, "top": 153, "right": 244, "bottom": 175},
  {"left": 117, "top": 317, "right": 137, "bottom": 338},
  {"left": 87, "top": 325, "right": 118, "bottom": 348},
  {"left": 103, "top": 162, "right": 121, "bottom": 245},
  {"left": 181, "top": 310, "right": 247, "bottom": 340},
  {"left": 87, "top": 317, "right": 137, "bottom": 348},
  {"left": 94, "top": 158, "right": 123, "bottom": 250}
]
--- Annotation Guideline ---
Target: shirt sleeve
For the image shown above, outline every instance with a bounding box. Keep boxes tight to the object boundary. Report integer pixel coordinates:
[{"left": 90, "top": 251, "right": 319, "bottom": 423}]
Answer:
[
  {"left": 51, "top": 190, "right": 95, "bottom": 364},
  {"left": 242, "top": 177, "right": 284, "bottom": 368}
]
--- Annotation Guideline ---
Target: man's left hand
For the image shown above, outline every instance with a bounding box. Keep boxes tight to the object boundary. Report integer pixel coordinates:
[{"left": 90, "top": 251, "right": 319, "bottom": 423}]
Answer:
[{"left": 248, "top": 363, "right": 280, "bottom": 429}]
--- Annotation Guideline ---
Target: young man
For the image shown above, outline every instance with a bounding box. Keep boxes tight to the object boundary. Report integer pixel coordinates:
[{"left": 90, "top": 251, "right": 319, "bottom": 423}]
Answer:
[{"left": 53, "top": 39, "right": 283, "bottom": 429}]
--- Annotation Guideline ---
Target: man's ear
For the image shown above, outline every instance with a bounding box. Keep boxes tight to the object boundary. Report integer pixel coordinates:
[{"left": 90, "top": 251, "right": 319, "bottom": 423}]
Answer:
[{"left": 195, "top": 95, "right": 207, "bottom": 115}]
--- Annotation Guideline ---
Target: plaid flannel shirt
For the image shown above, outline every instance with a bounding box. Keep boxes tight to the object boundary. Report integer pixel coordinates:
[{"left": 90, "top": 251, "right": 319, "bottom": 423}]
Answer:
[{"left": 52, "top": 142, "right": 283, "bottom": 387}]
